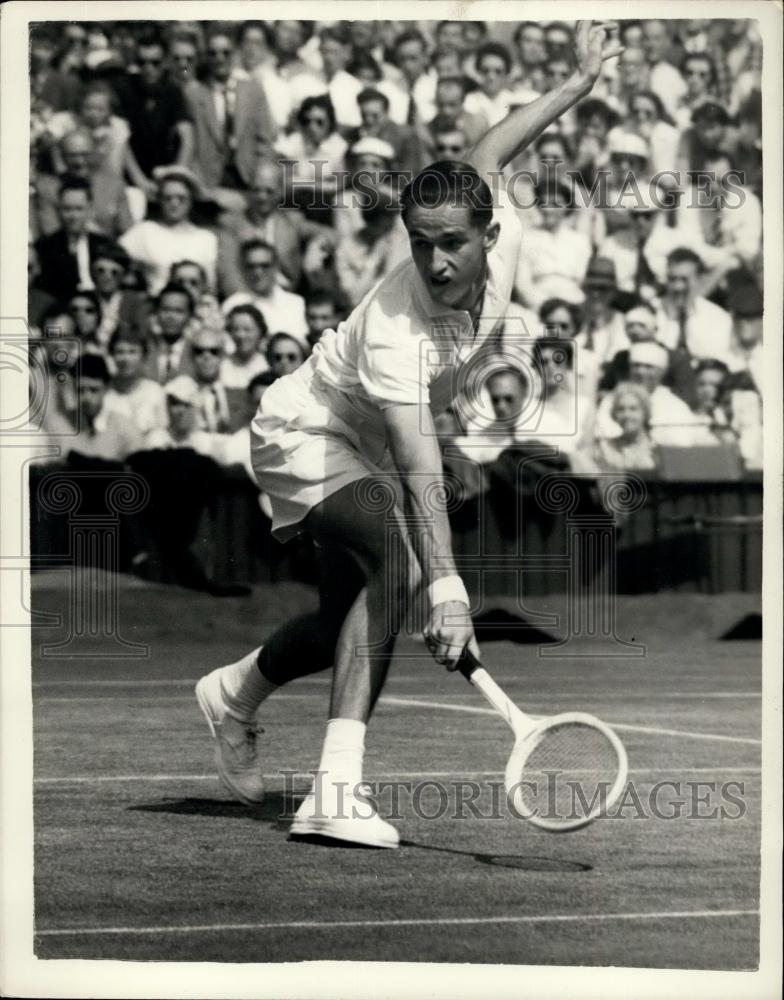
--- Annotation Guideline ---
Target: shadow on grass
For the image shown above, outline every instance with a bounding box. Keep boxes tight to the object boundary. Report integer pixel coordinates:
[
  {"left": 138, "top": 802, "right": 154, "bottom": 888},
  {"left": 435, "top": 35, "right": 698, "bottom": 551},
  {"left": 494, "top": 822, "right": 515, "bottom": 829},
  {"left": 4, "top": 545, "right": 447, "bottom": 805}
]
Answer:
[{"left": 129, "top": 794, "right": 592, "bottom": 869}]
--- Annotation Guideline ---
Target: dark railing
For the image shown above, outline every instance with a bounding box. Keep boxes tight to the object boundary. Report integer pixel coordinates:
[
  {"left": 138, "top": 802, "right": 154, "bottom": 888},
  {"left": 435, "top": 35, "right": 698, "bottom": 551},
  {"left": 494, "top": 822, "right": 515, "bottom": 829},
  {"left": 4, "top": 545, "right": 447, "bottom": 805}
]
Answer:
[{"left": 29, "top": 461, "right": 762, "bottom": 595}]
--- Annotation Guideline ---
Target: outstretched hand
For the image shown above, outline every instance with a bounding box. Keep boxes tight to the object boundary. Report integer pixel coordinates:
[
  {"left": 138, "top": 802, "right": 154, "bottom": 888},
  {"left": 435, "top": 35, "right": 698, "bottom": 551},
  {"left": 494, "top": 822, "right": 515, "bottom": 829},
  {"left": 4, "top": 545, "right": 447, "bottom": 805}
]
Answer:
[{"left": 574, "top": 20, "right": 624, "bottom": 83}]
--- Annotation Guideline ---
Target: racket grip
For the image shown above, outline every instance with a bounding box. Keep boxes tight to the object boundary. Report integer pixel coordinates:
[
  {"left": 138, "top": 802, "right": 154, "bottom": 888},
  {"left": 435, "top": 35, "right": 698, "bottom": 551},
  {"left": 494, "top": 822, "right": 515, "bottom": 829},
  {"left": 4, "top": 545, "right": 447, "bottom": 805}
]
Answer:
[{"left": 456, "top": 647, "right": 482, "bottom": 680}]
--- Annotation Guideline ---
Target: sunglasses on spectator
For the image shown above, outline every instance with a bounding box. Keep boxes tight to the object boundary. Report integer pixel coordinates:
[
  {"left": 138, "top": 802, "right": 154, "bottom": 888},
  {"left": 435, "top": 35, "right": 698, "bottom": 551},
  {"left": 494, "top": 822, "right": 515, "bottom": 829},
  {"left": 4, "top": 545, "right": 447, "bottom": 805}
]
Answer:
[
  {"left": 139, "top": 56, "right": 163, "bottom": 66},
  {"left": 245, "top": 259, "right": 274, "bottom": 269},
  {"left": 208, "top": 47, "right": 233, "bottom": 57},
  {"left": 193, "top": 347, "right": 221, "bottom": 356},
  {"left": 272, "top": 352, "right": 300, "bottom": 363}
]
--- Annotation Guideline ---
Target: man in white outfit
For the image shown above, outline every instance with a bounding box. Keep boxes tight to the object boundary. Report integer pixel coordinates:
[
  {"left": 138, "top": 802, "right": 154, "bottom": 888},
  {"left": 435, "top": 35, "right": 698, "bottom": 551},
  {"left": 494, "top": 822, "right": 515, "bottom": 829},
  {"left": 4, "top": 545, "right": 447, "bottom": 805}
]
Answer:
[{"left": 195, "top": 22, "right": 622, "bottom": 848}]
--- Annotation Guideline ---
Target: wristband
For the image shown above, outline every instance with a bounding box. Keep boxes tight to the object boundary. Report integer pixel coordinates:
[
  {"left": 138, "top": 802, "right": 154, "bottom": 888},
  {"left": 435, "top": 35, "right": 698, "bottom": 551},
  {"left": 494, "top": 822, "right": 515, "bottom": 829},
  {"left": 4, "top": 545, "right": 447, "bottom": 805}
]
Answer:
[{"left": 428, "top": 575, "right": 469, "bottom": 608}]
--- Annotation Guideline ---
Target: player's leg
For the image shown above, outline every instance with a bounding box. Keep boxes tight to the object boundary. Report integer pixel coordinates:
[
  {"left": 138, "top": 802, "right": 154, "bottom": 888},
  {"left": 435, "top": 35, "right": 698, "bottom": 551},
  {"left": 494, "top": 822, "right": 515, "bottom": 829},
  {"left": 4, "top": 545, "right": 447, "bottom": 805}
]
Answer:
[
  {"left": 290, "top": 478, "right": 422, "bottom": 847},
  {"left": 195, "top": 542, "right": 367, "bottom": 803}
]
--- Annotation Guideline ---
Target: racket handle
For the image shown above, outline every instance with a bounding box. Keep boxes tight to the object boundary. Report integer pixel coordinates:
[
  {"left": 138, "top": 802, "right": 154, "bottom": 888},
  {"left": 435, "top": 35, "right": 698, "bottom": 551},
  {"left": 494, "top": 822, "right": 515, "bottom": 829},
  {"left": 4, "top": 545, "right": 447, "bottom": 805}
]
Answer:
[
  {"left": 456, "top": 647, "right": 530, "bottom": 733},
  {"left": 456, "top": 647, "right": 482, "bottom": 680}
]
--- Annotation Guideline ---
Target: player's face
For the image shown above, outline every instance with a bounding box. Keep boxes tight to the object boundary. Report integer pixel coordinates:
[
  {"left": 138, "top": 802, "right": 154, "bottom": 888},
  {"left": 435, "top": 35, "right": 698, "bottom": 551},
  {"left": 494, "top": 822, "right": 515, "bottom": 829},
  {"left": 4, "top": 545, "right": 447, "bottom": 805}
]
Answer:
[{"left": 405, "top": 203, "right": 498, "bottom": 310}]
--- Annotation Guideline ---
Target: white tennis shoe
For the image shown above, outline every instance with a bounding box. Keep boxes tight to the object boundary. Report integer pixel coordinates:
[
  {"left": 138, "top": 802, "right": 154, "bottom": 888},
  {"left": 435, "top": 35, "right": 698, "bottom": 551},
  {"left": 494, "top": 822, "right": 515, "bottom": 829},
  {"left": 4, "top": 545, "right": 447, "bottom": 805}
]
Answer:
[
  {"left": 289, "top": 782, "right": 400, "bottom": 848},
  {"left": 195, "top": 667, "right": 266, "bottom": 804}
]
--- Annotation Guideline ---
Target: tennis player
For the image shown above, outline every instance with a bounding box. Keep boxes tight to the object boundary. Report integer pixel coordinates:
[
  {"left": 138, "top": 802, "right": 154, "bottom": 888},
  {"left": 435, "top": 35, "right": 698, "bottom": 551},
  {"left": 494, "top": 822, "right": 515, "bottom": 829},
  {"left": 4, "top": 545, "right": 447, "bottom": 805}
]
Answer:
[{"left": 196, "top": 22, "right": 621, "bottom": 847}]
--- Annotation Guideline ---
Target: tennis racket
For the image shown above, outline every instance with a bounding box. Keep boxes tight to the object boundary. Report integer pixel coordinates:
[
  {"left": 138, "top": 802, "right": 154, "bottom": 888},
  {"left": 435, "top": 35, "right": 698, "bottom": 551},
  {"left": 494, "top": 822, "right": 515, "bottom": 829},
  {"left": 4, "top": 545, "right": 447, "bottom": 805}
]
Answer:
[{"left": 457, "top": 650, "right": 628, "bottom": 832}]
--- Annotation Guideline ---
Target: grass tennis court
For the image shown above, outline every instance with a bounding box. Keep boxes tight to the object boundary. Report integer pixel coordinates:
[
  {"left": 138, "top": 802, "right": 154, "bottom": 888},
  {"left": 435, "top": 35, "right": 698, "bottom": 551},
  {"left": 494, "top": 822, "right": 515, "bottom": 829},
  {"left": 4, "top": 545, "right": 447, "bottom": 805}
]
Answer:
[{"left": 31, "top": 574, "right": 761, "bottom": 968}]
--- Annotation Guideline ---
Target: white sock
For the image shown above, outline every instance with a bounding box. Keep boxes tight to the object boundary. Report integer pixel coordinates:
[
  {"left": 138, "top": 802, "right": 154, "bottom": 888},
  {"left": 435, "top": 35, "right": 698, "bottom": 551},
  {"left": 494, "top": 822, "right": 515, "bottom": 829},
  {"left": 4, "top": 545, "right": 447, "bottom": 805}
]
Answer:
[
  {"left": 219, "top": 647, "right": 277, "bottom": 722},
  {"left": 315, "top": 718, "right": 366, "bottom": 793}
]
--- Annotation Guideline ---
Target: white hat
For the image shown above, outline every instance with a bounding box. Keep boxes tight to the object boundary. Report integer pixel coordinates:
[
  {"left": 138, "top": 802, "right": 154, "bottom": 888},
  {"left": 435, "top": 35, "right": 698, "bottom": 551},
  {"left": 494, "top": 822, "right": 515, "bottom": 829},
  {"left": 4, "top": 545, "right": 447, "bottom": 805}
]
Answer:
[
  {"left": 629, "top": 341, "right": 669, "bottom": 368},
  {"left": 164, "top": 374, "right": 199, "bottom": 405},
  {"left": 607, "top": 129, "right": 650, "bottom": 161},
  {"left": 625, "top": 306, "right": 657, "bottom": 332},
  {"left": 350, "top": 137, "right": 396, "bottom": 162}
]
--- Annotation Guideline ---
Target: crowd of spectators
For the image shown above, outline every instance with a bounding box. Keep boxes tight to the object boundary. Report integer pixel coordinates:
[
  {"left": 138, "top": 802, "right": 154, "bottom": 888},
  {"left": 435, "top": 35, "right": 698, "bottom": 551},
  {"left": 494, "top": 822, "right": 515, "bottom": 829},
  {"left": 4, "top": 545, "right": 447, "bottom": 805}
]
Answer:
[{"left": 27, "top": 18, "right": 765, "bottom": 582}]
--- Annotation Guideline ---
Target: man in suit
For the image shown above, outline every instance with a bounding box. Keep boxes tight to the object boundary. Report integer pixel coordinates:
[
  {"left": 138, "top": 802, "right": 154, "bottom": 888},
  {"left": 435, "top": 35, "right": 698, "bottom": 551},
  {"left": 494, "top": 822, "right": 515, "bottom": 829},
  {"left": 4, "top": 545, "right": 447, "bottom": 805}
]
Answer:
[
  {"left": 144, "top": 282, "right": 197, "bottom": 385},
  {"left": 186, "top": 27, "right": 275, "bottom": 193},
  {"left": 217, "top": 159, "right": 332, "bottom": 294},
  {"left": 90, "top": 242, "right": 151, "bottom": 349},
  {"left": 35, "top": 177, "right": 113, "bottom": 302},
  {"left": 32, "top": 129, "right": 134, "bottom": 240}
]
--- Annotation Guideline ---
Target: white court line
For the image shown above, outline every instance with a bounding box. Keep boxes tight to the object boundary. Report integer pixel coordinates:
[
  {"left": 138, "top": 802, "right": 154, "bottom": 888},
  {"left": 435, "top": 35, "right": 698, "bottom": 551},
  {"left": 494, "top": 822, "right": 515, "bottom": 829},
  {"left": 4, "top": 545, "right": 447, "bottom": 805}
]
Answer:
[
  {"left": 380, "top": 697, "right": 762, "bottom": 747},
  {"left": 36, "top": 909, "right": 759, "bottom": 937},
  {"left": 33, "top": 766, "right": 761, "bottom": 786},
  {"left": 32, "top": 680, "right": 762, "bottom": 699}
]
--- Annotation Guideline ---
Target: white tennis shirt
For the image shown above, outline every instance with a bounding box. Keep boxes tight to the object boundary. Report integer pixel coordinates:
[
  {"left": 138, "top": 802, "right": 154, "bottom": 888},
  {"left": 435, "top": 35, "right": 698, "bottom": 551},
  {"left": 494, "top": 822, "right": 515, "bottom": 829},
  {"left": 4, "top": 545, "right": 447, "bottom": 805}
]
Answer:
[{"left": 308, "top": 199, "right": 523, "bottom": 427}]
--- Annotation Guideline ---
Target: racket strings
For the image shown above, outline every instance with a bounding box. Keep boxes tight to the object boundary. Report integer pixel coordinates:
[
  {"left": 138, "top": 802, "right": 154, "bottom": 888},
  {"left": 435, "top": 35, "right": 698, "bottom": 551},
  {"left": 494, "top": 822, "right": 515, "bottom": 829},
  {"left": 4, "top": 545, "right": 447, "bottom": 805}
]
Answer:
[{"left": 512, "top": 721, "right": 622, "bottom": 827}]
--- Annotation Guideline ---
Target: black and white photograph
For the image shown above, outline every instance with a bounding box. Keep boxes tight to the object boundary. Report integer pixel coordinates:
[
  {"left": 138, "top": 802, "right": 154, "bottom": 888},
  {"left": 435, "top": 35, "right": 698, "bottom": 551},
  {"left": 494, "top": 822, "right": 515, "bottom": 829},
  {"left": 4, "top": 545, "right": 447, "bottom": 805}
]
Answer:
[{"left": 0, "top": 2, "right": 781, "bottom": 998}]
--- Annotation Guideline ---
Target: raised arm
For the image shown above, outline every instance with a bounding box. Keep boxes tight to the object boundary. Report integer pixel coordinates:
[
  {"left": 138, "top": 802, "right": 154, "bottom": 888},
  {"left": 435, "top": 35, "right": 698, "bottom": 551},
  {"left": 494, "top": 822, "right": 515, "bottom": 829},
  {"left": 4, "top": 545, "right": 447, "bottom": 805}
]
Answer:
[{"left": 468, "top": 21, "right": 623, "bottom": 181}]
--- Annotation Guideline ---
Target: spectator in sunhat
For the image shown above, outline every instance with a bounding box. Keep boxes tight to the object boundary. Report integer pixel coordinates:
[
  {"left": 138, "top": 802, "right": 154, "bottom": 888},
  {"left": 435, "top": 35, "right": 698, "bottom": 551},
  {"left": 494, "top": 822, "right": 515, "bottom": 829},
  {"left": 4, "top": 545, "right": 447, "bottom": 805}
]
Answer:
[
  {"left": 594, "top": 341, "right": 709, "bottom": 446},
  {"left": 575, "top": 256, "right": 628, "bottom": 370}
]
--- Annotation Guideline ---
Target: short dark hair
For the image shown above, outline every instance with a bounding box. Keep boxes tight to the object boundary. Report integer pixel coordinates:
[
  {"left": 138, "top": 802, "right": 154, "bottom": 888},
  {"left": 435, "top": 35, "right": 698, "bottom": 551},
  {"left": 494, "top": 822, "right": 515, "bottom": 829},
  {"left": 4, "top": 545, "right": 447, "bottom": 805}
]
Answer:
[
  {"left": 400, "top": 161, "right": 493, "bottom": 229},
  {"left": 357, "top": 87, "right": 389, "bottom": 111},
  {"left": 226, "top": 303, "right": 268, "bottom": 336},
  {"left": 683, "top": 51, "right": 716, "bottom": 83},
  {"left": 157, "top": 281, "right": 195, "bottom": 312},
  {"left": 297, "top": 94, "right": 336, "bottom": 133},
  {"left": 667, "top": 247, "right": 704, "bottom": 272},
  {"left": 695, "top": 358, "right": 729, "bottom": 378},
  {"left": 535, "top": 131, "right": 572, "bottom": 158},
  {"left": 240, "top": 238, "right": 277, "bottom": 264},
  {"left": 76, "top": 353, "right": 110, "bottom": 384},
  {"left": 348, "top": 53, "right": 382, "bottom": 82},
  {"left": 476, "top": 41, "right": 512, "bottom": 75},
  {"left": 393, "top": 29, "right": 428, "bottom": 56},
  {"left": 487, "top": 365, "right": 528, "bottom": 389},
  {"left": 109, "top": 326, "right": 149, "bottom": 355},
  {"left": 539, "top": 297, "right": 584, "bottom": 332},
  {"left": 436, "top": 75, "right": 468, "bottom": 96},
  {"left": 248, "top": 370, "right": 278, "bottom": 393},
  {"left": 305, "top": 289, "right": 340, "bottom": 311},
  {"left": 59, "top": 176, "right": 91, "bottom": 200}
]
